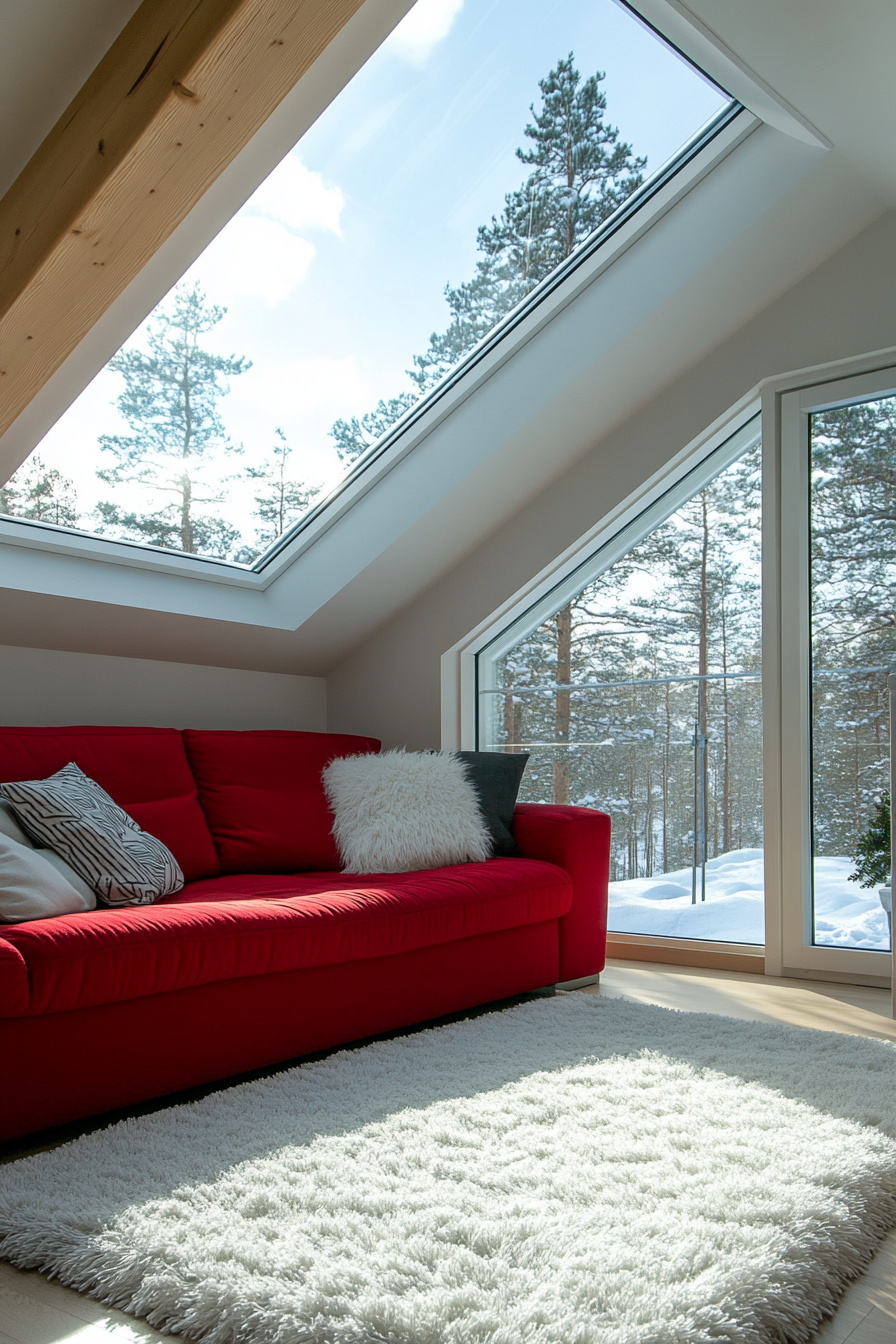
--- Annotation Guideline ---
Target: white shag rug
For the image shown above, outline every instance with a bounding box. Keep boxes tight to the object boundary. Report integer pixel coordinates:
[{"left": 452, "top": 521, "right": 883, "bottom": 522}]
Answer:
[{"left": 3, "top": 995, "right": 896, "bottom": 1344}]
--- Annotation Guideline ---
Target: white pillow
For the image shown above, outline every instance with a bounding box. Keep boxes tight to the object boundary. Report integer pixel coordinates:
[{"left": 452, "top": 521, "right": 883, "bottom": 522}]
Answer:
[
  {"left": 323, "top": 749, "right": 491, "bottom": 873},
  {"left": 1, "top": 762, "right": 183, "bottom": 907},
  {"left": 0, "top": 800, "right": 32, "bottom": 848},
  {"left": 0, "top": 833, "right": 96, "bottom": 923},
  {"left": 38, "top": 849, "right": 97, "bottom": 903}
]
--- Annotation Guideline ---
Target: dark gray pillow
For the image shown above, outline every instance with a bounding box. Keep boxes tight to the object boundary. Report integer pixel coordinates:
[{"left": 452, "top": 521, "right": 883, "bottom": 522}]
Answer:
[{"left": 455, "top": 751, "right": 530, "bottom": 857}]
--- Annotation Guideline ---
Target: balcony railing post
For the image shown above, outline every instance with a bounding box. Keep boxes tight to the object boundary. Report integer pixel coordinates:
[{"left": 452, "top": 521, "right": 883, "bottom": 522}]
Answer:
[{"left": 692, "top": 724, "right": 708, "bottom": 903}]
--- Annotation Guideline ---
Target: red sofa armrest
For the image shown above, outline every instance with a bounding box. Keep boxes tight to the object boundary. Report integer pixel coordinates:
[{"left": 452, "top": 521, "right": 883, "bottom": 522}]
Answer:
[
  {"left": 513, "top": 803, "right": 611, "bottom": 984},
  {"left": 0, "top": 937, "right": 29, "bottom": 1017}
]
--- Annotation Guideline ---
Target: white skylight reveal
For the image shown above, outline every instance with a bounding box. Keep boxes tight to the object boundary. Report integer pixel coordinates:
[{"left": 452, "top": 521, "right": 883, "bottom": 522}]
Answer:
[{"left": 0, "top": 0, "right": 732, "bottom": 566}]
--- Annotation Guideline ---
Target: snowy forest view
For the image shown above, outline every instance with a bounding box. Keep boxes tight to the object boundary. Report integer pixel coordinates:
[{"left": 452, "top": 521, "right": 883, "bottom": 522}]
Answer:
[
  {"left": 483, "top": 442, "right": 766, "bottom": 945},
  {"left": 484, "top": 404, "right": 896, "bottom": 953},
  {"left": 810, "top": 397, "right": 896, "bottom": 952},
  {"left": 0, "top": 0, "right": 728, "bottom": 559}
]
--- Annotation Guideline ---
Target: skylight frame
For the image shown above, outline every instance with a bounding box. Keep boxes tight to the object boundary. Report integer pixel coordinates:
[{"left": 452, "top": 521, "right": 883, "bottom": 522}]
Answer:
[
  {"left": 0, "top": 96, "right": 750, "bottom": 589},
  {"left": 252, "top": 98, "right": 743, "bottom": 573}
]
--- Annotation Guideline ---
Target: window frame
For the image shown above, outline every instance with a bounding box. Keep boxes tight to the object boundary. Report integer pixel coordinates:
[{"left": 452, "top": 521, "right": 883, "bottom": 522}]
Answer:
[
  {"left": 767, "top": 361, "right": 896, "bottom": 985},
  {"left": 447, "top": 346, "right": 896, "bottom": 983}
]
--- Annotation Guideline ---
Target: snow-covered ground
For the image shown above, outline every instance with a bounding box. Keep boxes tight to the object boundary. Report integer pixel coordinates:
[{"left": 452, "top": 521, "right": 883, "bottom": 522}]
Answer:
[
  {"left": 607, "top": 848, "right": 891, "bottom": 950},
  {"left": 812, "top": 856, "right": 891, "bottom": 951}
]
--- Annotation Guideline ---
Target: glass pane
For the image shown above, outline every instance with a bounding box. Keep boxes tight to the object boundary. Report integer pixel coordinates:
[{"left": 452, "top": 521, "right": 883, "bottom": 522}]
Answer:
[
  {"left": 0, "top": 0, "right": 730, "bottom": 563},
  {"left": 810, "top": 395, "right": 896, "bottom": 952},
  {"left": 479, "top": 433, "right": 763, "bottom": 944}
]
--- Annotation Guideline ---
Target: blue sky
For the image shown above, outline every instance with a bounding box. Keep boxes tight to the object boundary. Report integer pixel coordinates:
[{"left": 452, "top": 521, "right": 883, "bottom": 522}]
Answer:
[{"left": 24, "top": 0, "right": 728, "bottom": 553}]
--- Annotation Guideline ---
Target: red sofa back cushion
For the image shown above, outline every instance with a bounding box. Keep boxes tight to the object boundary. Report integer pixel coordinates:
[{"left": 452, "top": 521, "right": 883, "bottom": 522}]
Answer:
[
  {"left": 0, "top": 727, "right": 220, "bottom": 880},
  {"left": 183, "top": 730, "right": 380, "bottom": 873}
]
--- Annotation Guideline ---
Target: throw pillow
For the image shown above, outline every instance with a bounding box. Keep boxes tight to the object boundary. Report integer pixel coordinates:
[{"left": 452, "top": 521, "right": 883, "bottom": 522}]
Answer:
[
  {"left": 1, "top": 762, "right": 184, "bottom": 906},
  {"left": 0, "top": 833, "right": 96, "bottom": 922},
  {"left": 455, "top": 751, "right": 530, "bottom": 857},
  {"left": 323, "top": 749, "right": 492, "bottom": 873},
  {"left": 38, "top": 849, "right": 97, "bottom": 903},
  {"left": 0, "top": 800, "right": 32, "bottom": 848}
]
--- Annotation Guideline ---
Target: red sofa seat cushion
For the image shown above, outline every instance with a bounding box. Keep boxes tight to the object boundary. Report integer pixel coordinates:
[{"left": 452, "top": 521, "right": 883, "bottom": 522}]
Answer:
[
  {"left": 0, "top": 727, "right": 219, "bottom": 881},
  {"left": 183, "top": 729, "right": 380, "bottom": 873},
  {"left": 0, "top": 860, "right": 572, "bottom": 1017}
]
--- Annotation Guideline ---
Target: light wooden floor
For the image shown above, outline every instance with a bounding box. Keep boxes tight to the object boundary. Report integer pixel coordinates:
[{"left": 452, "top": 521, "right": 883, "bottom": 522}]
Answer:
[{"left": 3, "top": 960, "right": 896, "bottom": 1344}]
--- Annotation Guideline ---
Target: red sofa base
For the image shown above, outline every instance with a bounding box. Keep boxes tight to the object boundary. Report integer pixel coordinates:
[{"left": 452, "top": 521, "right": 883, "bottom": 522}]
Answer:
[{"left": 2, "top": 919, "right": 559, "bottom": 1142}]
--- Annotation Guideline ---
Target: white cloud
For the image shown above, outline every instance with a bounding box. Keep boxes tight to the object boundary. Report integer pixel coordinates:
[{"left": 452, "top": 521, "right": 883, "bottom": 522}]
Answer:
[
  {"left": 184, "top": 217, "right": 316, "bottom": 306},
  {"left": 177, "top": 156, "right": 342, "bottom": 308},
  {"left": 386, "top": 0, "right": 463, "bottom": 66},
  {"left": 235, "top": 356, "right": 370, "bottom": 424},
  {"left": 245, "top": 154, "right": 344, "bottom": 234}
]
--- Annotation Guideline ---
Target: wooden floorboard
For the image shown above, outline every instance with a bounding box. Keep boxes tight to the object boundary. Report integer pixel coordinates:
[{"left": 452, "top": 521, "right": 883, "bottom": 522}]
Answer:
[
  {"left": 2, "top": 960, "right": 895, "bottom": 1344},
  {"left": 0, "top": 1258, "right": 176, "bottom": 1341}
]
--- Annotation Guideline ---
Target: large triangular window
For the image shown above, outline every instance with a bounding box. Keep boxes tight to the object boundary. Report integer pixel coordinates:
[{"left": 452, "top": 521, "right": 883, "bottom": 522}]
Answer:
[{"left": 1, "top": 0, "right": 732, "bottom": 565}]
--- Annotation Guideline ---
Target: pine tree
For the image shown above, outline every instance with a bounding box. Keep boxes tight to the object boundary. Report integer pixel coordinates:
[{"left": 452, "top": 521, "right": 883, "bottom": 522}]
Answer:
[
  {"left": 331, "top": 54, "right": 645, "bottom": 463},
  {"left": 411, "top": 54, "right": 644, "bottom": 395},
  {"left": 95, "top": 284, "right": 250, "bottom": 558},
  {"left": 237, "top": 427, "right": 321, "bottom": 562},
  {"left": 330, "top": 394, "right": 418, "bottom": 465},
  {"left": 811, "top": 400, "right": 896, "bottom": 661},
  {"left": 0, "top": 454, "right": 79, "bottom": 527},
  {"left": 849, "top": 792, "right": 890, "bottom": 888}
]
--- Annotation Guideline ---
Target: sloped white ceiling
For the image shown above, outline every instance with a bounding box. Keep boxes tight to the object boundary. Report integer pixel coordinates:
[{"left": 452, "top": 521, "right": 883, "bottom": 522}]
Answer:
[{"left": 648, "top": 0, "right": 896, "bottom": 206}]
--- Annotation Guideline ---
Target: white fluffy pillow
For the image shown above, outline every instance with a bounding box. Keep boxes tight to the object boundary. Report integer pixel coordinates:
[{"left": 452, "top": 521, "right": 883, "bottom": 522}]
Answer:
[
  {"left": 323, "top": 750, "right": 492, "bottom": 873},
  {"left": 0, "top": 833, "right": 96, "bottom": 922}
]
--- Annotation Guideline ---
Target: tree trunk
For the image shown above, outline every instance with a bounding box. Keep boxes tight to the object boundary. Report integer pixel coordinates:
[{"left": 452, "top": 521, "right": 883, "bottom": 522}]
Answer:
[
  {"left": 553, "top": 602, "right": 572, "bottom": 804},
  {"left": 180, "top": 358, "right": 195, "bottom": 553},
  {"left": 180, "top": 472, "right": 194, "bottom": 553},
  {"left": 503, "top": 679, "right": 523, "bottom": 753},
  {"left": 692, "top": 493, "right": 710, "bottom": 899},
  {"left": 721, "top": 602, "right": 731, "bottom": 853},
  {"left": 645, "top": 757, "right": 654, "bottom": 877},
  {"left": 548, "top": 127, "right": 578, "bottom": 765},
  {"left": 663, "top": 679, "right": 671, "bottom": 872}
]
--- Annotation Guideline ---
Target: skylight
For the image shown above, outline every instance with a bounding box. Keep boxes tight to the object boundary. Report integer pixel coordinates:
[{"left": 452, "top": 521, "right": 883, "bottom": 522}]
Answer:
[{"left": 0, "top": 0, "right": 732, "bottom": 566}]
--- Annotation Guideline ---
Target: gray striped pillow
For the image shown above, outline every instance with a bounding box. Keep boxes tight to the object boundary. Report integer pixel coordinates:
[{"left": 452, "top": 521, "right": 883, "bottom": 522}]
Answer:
[{"left": 0, "top": 762, "right": 184, "bottom": 907}]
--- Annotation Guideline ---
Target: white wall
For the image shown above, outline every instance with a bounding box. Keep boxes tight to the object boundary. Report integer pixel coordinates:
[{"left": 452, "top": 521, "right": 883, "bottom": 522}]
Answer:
[
  {"left": 0, "top": 645, "right": 326, "bottom": 730},
  {"left": 327, "top": 211, "right": 896, "bottom": 750}
]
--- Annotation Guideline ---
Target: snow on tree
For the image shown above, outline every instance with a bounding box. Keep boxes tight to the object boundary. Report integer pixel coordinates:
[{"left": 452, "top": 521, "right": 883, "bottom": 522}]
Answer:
[
  {"left": 0, "top": 454, "right": 79, "bottom": 528},
  {"left": 94, "top": 284, "right": 250, "bottom": 558},
  {"left": 810, "top": 399, "right": 896, "bottom": 857}
]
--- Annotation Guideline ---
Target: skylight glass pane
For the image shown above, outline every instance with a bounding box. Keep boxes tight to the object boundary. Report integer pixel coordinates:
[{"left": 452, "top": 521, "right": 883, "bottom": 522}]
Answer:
[{"left": 1, "top": 0, "right": 731, "bottom": 563}]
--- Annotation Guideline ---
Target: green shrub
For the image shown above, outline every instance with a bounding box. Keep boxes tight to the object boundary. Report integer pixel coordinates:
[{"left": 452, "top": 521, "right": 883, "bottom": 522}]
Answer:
[{"left": 849, "top": 792, "right": 891, "bottom": 888}]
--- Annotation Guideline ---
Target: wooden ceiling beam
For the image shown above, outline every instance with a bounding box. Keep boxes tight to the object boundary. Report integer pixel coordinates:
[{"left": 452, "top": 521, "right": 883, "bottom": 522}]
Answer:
[{"left": 0, "top": 0, "right": 366, "bottom": 438}]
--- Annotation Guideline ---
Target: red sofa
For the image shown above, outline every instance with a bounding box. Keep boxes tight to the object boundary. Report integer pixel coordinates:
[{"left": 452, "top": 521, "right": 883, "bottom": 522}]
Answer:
[{"left": 0, "top": 726, "right": 611, "bottom": 1142}]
